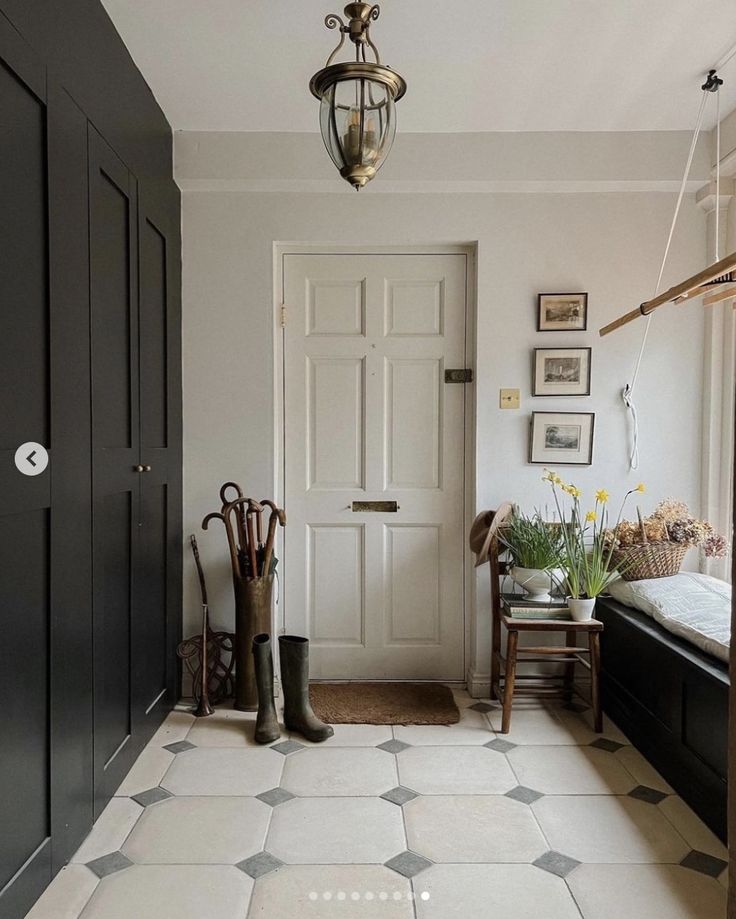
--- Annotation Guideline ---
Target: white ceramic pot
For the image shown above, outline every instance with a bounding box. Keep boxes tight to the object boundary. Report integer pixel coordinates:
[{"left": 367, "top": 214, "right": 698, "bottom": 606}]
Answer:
[
  {"left": 568, "top": 597, "right": 596, "bottom": 621},
  {"left": 510, "top": 566, "right": 564, "bottom": 603}
]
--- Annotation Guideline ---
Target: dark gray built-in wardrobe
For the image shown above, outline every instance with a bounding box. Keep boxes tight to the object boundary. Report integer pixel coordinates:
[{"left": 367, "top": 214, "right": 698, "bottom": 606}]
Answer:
[{"left": 0, "top": 3, "right": 182, "bottom": 917}]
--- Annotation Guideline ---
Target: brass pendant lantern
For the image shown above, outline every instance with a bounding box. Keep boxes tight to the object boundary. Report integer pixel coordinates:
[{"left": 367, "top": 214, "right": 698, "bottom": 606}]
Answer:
[{"left": 310, "top": 3, "right": 406, "bottom": 190}]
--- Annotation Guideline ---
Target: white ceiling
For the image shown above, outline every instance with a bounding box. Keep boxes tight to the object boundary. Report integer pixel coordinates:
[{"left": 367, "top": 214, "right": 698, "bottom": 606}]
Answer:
[{"left": 101, "top": 0, "right": 736, "bottom": 133}]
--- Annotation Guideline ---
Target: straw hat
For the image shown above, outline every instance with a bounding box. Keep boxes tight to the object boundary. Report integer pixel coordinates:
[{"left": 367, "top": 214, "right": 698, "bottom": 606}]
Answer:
[{"left": 469, "top": 502, "right": 513, "bottom": 567}]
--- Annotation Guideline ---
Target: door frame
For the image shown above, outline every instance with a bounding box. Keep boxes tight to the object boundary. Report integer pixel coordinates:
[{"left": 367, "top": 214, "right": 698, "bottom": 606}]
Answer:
[{"left": 273, "top": 242, "right": 478, "bottom": 685}]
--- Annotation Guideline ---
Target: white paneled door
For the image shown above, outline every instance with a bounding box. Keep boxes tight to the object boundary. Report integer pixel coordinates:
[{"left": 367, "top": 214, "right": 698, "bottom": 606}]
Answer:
[{"left": 282, "top": 253, "right": 468, "bottom": 679}]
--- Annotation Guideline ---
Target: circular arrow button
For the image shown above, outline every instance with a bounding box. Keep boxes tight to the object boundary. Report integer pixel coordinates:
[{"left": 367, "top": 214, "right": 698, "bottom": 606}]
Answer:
[{"left": 14, "top": 442, "right": 49, "bottom": 477}]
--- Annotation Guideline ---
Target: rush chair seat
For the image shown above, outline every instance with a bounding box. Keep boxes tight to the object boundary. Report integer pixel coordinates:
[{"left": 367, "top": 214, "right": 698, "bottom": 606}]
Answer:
[{"left": 470, "top": 506, "right": 603, "bottom": 735}]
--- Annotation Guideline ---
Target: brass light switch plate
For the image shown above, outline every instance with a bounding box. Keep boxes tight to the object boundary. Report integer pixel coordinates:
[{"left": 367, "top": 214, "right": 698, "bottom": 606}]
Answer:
[{"left": 500, "top": 388, "right": 520, "bottom": 409}]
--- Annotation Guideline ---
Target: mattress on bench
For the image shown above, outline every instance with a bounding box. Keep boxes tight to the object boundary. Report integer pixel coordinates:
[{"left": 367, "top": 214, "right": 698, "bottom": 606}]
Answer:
[{"left": 607, "top": 572, "right": 730, "bottom": 664}]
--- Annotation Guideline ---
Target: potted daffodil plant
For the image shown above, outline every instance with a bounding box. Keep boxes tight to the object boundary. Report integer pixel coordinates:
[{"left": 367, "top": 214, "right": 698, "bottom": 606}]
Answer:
[{"left": 544, "top": 471, "right": 644, "bottom": 621}]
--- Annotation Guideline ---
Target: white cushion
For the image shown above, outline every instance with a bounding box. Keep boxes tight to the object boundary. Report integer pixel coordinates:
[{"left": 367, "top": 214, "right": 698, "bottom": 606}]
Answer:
[{"left": 607, "top": 573, "right": 730, "bottom": 664}]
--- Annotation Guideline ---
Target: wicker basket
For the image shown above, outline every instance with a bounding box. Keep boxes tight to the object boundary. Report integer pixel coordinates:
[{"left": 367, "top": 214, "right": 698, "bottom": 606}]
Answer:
[
  {"left": 611, "top": 541, "right": 689, "bottom": 581},
  {"left": 610, "top": 507, "right": 689, "bottom": 580}
]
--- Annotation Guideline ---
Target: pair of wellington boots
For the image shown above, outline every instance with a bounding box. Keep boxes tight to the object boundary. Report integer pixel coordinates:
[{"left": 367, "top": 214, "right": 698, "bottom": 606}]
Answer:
[{"left": 252, "top": 634, "right": 334, "bottom": 744}]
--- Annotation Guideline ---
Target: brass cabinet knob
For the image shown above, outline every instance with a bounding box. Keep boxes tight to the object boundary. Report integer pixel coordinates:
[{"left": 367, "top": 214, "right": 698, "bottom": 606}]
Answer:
[
  {"left": 142, "top": 464, "right": 152, "bottom": 472},
  {"left": 134, "top": 464, "right": 145, "bottom": 472}
]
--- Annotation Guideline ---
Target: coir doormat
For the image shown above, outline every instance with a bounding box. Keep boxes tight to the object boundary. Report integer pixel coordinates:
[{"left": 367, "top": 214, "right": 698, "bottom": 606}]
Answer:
[{"left": 309, "top": 682, "right": 460, "bottom": 725}]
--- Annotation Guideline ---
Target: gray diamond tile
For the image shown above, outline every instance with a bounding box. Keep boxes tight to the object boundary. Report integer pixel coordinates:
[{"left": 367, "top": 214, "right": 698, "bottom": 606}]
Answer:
[
  {"left": 163, "top": 740, "right": 196, "bottom": 754},
  {"left": 505, "top": 785, "right": 544, "bottom": 805},
  {"left": 271, "top": 740, "right": 305, "bottom": 755},
  {"left": 468, "top": 702, "right": 495, "bottom": 713},
  {"left": 377, "top": 739, "right": 411, "bottom": 754},
  {"left": 680, "top": 850, "right": 728, "bottom": 878},
  {"left": 484, "top": 738, "right": 516, "bottom": 753},
  {"left": 236, "top": 851, "right": 284, "bottom": 879},
  {"left": 628, "top": 784, "right": 668, "bottom": 805},
  {"left": 533, "top": 850, "right": 581, "bottom": 878},
  {"left": 86, "top": 851, "right": 134, "bottom": 879},
  {"left": 256, "top": 787, "right": 296, "bottom": 807},
  {"left": 590, "top": 738, "right": 624, "bottom": 753},
  {"left": 381, "top": 786, "right": 419, "bottom": 806},
  {"left": 384, "top": 850, "right": 432, "bottom": 878},
  {"left": 131, "top": 786, "right": 173, "bottom": 808}
]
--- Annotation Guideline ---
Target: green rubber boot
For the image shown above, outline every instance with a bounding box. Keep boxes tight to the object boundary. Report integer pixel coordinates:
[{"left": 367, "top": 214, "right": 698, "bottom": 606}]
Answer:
[
  {"left": 252, "top": 634, "right": 280, "bottom": 744},
  {"left": 278, "top": 635, "right": 334, "bottom": 743}
]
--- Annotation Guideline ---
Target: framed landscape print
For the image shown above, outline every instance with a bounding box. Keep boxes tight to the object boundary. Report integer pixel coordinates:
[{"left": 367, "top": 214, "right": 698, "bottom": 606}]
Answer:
[
  {"left": 529, "top": 412, "right": 595, "bottom": 465},
  {"left": 537, "top": 292, "right": 588, "bottom": 331},
  {"left": 533, "top": 347, "right": 591, "bottom": 396}
]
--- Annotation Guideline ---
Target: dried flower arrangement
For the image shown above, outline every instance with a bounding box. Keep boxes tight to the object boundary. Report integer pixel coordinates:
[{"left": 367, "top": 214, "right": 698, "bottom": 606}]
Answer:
[{"left": 610, "top": 499, "right": 727, "bottom": 559}]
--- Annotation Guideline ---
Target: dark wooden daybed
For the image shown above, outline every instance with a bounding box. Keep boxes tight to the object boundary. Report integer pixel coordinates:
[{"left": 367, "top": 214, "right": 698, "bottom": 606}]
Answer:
[{"left": 596, "top": 595, "right": 728, "bottom": 842}]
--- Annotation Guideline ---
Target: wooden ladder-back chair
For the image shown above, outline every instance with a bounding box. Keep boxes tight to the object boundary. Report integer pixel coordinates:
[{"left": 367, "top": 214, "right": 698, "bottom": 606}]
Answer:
[{"left": 475, "top": 505, "right": 603, "bottom": 735}]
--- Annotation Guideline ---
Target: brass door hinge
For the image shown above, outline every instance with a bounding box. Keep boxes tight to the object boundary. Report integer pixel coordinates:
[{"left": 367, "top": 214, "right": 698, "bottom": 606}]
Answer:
[{"left": 280, "top": 304, "right": 287, "bottom": 328}]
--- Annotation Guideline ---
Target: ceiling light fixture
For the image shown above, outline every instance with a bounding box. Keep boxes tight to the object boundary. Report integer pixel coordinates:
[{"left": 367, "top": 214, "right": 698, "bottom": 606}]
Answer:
[{"left": 309, "top": 3, "right": 406, "bottom": 190}]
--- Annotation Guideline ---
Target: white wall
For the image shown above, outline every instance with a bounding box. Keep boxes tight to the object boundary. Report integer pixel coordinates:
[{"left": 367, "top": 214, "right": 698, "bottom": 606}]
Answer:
[{"left": 179, "top": 131, "right": 707, "bottom": 693}]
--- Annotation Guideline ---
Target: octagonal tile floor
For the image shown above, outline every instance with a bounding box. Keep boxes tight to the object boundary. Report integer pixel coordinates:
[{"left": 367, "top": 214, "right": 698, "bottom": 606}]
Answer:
[{"left": 27, "top": 692, "right": 726, "bottom": 919}]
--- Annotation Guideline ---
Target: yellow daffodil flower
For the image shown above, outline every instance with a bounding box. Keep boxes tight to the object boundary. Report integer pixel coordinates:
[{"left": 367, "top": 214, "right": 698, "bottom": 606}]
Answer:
[
  {"left": 635, "top": 483, "right": 646, "bottom": 493},
  {"left": 595, "top": 489, "right": 609, "bottom": 504},
  {"left": 585, "top": 511, "right": 597, "bottom": 523},
  {"left": 569, "top": 486, "right": 582, "bottom": 499}
]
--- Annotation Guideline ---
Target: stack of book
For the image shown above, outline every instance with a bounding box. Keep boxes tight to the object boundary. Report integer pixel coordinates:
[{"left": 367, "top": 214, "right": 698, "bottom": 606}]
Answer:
[{"left": 502, "top": 596, "right": 572, "bottom": 620}]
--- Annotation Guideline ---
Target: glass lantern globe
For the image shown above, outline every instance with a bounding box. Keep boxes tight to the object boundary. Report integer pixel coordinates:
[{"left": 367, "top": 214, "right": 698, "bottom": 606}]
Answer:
[{"left": 316, "top": 72, "right": 399, "bottom": 189}]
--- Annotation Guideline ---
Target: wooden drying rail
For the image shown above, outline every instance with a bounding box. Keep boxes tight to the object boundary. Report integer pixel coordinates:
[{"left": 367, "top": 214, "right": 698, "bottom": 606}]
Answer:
[{"left": 599, "top": 249, "right": 736, "bottom": 336}]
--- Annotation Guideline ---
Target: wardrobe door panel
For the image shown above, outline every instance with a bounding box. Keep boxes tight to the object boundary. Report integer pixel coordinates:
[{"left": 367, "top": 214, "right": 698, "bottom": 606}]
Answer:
[
  {"left": 140, "top": 218, "right": 168, "bottom": 450},
  {"left": 133, "top": 205, "right": 176, "bottom": 736},
  {"left": 0, "top": 28, "right": 52, "bottom": 918},
  {"left": 88, "top": 125, "right": 140, "bottom": 815},
  {"left": 48, "top": 83, "right": 94, "bottom": 871}
]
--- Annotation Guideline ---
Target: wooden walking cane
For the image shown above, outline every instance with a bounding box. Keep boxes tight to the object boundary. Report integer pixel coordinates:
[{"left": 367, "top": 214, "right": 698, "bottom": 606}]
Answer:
[{"left": 189, "top": 535, "right": 214, "bottom": 717}]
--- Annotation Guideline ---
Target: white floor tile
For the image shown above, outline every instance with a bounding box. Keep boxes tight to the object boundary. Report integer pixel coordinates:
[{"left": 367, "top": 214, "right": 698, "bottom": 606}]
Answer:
[
  {"left": 267, "top": 797, "right": 406, "bottom": 865},
  {"left": 575, "top": 707, "right": 631, "bottom": 744},
  {"left": 404, "top": 795, "right": 547, "bottom": 863},
  {"left": 121, "top": 796, "right": 270, "bottom": 864},
  {"left": 394, "top": 707, "right": 494, "bottom": 746},
  {"left": 658, "top": 796, "right": 728, "bottom": 860},
  {"left": 79, "top": 865, "right": 252, "bottom": 919},
  {"left": 187, "top": 715, "right": 285, "bottom": 747},
  {"left": 533, "top": 795, "right": 690, "bottom": 864},
  {"left": 614, "top": 746, "right": 674, "bottom": 794},
  {"left": 294, "top": 723, "right": 394, "bottom": 747},
  {"left": 114, "top": 746, "right": 174, "bottom": 797},
  {"left": 25, "top": 865, "right": 98, "bottom": 919},
  {"left": 508, "top": 745, "right": 636, "bottom": 795},
  {"left": 281, "top": 748, "right": 398, "bottom": 796},
  {"left": 487, "top": 706, "right": 584, "bottom": 745},
  {"left": 160, "top": 747, "right": 283, "bottom": 796},
  {"left": 568, "top": 864, "right": 727, "bottom": 919},
  {"left": 397, "top": 745, "right": 516, "bottom": 795},
  {"left": 248, "top": 865, "right": 414, "bottom": 917},
  {"left": 147, "top": 711, "right": 195, "bottom": 746},
  {"left": 71, "top": 798, "right": 143, "bottom": 864},
  {"left": 413, "top": 863, "right": 582, "bottom": 919}
]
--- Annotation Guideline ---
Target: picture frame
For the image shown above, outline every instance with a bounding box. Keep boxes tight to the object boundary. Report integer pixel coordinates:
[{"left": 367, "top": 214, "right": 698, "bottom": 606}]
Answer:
[
  {"left": 529, "top": 412, "right": 595, "bottom": 465},
  {"left": 537, "top": 292, "right": 588, "bottom": 331},
  {"left": 533, "top": 347, "right": 591, "bottom": 397}
]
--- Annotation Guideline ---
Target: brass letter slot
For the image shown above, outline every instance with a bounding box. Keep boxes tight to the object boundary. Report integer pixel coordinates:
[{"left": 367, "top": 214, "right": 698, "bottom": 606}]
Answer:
[{"left": 352, "top": 501, "right": 399, "bottom": 513}]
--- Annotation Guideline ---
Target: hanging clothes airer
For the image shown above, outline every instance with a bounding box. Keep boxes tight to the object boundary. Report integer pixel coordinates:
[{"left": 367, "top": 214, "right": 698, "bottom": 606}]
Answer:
[{"left": 606, "top": 70, "right": 725, "bottom": 470}]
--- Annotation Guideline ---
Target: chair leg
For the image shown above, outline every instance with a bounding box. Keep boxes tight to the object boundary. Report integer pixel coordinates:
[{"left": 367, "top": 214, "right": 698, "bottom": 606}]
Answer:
[
  {"left": 563, "top": 629, "right": 576, "bottom": 701},
  {"left": 490, "top": 614, "right": 501, "bottom": 701},
  {"left": 588, "top": 631, "right": 602, "bottom": 732},
  {"left": 501, "top": 630, "right": 519, "bottom": 734}
]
